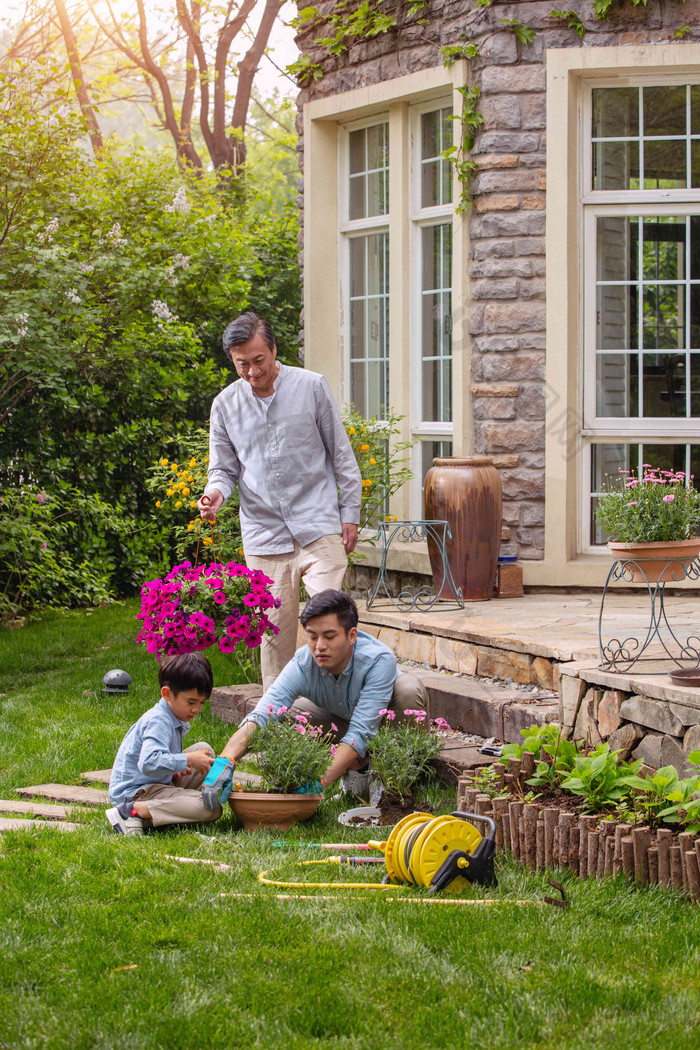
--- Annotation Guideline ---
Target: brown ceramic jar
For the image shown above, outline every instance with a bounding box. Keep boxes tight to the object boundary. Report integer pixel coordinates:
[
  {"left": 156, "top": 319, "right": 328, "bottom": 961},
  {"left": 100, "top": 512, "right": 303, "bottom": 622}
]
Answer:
[{"left": 423, "top": 456, "right": 503, "bottom": 601}]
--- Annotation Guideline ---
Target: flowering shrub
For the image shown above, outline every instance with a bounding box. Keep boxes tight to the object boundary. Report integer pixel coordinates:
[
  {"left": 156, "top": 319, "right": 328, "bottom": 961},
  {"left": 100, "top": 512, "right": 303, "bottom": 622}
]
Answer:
[
  {"left": 368, "top": 710, "right": 449, "bottom": 801},
  {"left": 136, "top": 560, "right": 279, "bottom": 659},
  {"left": 342, "top": 406, "right": 413, "bottom": 533},
  {"left": 595, "top": 468, "right": 700, "bottom": 543},
  {"left": 253, "top": 710, "right": 332, "bottom": 793}
]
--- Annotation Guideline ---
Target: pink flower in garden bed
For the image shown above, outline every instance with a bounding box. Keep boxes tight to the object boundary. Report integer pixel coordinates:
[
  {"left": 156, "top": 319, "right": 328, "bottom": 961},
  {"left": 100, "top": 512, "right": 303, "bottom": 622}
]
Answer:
[{"left": 136, "top": 560, "right": 280, "bottom": 659}]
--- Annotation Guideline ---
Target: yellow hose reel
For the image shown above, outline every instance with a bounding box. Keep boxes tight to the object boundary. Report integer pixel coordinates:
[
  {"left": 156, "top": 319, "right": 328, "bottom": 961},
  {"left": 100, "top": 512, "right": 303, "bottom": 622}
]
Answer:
[{"left": 368, "top": 811, "right": 497, "bottom": 895}]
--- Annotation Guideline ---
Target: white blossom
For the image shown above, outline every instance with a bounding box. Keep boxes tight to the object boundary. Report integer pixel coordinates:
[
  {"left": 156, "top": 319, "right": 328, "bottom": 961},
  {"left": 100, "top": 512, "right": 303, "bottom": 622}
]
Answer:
[
  {"left": 68, "top": 193, "right": 78, "bottom": 206},
  {"left": 65, "top": 288, "right": 81, "bottom": 305},
  {"left": 165, "top": 187, "right": 190, "bottom": 215},
  {"left": 166, "top": 253, "right": 190, "bottom": 285},
  {"left": 78, "top": 262, "right": 94, "bottom": 275},
  {"left": 152, "top": 299, "right": 178, "bottom": 325},
  {"left": 106, "top": 222, "right": 127, "bottom": 247},
  {"left": 15, "top": 313, "right": 28, "bottom": 337},
  {"left": 38, "top": 217, "right": 59, "bottom": 245}
]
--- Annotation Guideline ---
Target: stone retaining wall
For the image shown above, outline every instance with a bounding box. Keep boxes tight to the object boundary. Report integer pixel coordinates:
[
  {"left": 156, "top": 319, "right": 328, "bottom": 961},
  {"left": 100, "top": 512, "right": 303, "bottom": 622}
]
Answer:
[{"left": 559, "top": 672, "right": 700, "bottom": 775}]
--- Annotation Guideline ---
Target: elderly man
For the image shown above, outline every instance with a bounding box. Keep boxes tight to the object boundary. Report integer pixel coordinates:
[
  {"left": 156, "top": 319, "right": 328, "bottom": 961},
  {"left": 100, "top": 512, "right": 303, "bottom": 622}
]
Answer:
[{"left": 197, "top": 311, "right": 362, "bottom": 690}]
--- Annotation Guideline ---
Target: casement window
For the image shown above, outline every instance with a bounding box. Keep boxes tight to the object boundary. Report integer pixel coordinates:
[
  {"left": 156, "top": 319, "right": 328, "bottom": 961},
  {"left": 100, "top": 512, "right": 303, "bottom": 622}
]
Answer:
[{"left": 583, "top": 80, "right": 700, "bottom": 547}]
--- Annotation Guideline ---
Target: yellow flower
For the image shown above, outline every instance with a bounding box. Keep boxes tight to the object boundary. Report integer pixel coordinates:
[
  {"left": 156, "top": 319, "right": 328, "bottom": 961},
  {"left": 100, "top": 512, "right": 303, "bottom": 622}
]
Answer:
[
  {"left": 189, "top": 458, "right": 196, "bottom": 468},
  {"left": 166, "top": 488, "right": 174, "bottom": 497},
  {"left": 369, "top": 457, "right": 376, "bottom": 465},
  {"left": 360, "top": 443, "right": 370, "bottom": 452},
  {"left": 362, "top": 479, "right": 372, "bottom": 488},
  {"left": 384, "top": 514, "right": 398, "bottom": 522},
  {"left": 175, "top": 500, "right": 182, "bottom": 508},
  {"left": 238, "top": 547, "right": 244, "bottom": 556},
  {"left": 155, "top": 500, "right": 161, "bottom": 508},
  {"left": 187, "top": 523, "right": 195, "bottom": 531},
  {"left": 190, "top": 501, "right": 197, "bottom": 509},
  {"left": 170, "top": 462, "right": 178, "bottom": 471},
  {"left": 159, "top": 458, "right": 168, "bottom": 467},
  {"left": 347, "top": 427, "right": 355, "bottom": 435},
  {"left": 183, "top": 487, "right": 190, "bottom": 496},
  {"left": 203, "top": 536, "right": 213, "bottom": 546}
]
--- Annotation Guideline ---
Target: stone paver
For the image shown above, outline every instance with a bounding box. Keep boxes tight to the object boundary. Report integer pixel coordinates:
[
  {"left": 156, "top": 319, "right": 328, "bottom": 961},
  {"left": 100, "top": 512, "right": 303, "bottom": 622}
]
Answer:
[
  {"left": 81, "top": 769, "right": 112, "bottom": 784},
  {"left": 17, "top": 784, "right": 108, "bottom": 807},
  {"left": 0, "top": 817, "right": 77, "bottom": 832},
  {"left": 0, "top": 799, "right": 73, "bottom": 820}
]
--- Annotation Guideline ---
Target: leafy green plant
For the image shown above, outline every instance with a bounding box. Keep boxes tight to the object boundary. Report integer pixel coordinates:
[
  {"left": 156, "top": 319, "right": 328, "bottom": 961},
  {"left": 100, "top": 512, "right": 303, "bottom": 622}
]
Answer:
[
  {"left": 439, "top": 38, "right": 480, "bottom": 67},
  {"left": 440, "top": 84, "right": 484, "bottom": 214},
  {"left": 502, "top": 723, "right": 563, "bottom": 761},
  {"left": 368, "top": 718, "right": 445, "bottom": 801},
  {"left": 618, "top": 765, "right": 682, "bottom": 825},
  {"left": 658, "top": 751, "right": 700, "bottom": 833},
  {"left": 499, "top": 18, "right": 536, "bottom": 45},
  {"left": 673, "top": 25, "right": 692, "bottom": 40},
  {"left": 560, "top": 745, "right": 641, "bottom": 813},
  {"left": 548, "top": 9, "right": 586, "bottom": 38},
  {"left": 527, "top": 737, "right": 579, "bottom": 790},
  {"left": 595, "top": 468, "right": 700, "bottom": 542},
  {"left": 470, "top": 764, "right": 509, "bottom": 799},
  {"left": 342, "top": 406, "right": 413, "bottom": 532},
  {"left": 286, "top": 54, "right": 325, "bottom": 86},
  {"left": 253, "top": 712, "right": 332, "bottom": 793}
]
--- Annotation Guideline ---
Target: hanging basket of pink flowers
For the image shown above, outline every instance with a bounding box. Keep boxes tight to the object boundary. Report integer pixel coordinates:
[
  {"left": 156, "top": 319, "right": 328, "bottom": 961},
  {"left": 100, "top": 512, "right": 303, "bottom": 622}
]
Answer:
[{"left": 136, "top": 560, "right": 280, "bottom": 660}]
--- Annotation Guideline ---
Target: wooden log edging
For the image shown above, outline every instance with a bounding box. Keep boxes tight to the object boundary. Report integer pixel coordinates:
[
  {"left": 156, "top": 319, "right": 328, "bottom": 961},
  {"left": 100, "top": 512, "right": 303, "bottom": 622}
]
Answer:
[{"left": 456, "top": 774, "right": 700, "bottom": 903}]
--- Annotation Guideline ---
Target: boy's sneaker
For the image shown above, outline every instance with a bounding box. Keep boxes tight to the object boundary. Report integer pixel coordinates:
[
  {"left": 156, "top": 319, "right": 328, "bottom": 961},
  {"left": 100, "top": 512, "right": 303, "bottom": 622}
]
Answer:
[{"left": 106, "top": 807, "right": 145, "bottom": 837}]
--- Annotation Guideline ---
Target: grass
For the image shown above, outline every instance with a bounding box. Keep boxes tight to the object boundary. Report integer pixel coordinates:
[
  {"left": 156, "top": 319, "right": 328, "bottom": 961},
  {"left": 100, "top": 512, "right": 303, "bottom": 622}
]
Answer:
[{"left": 1, "top": 602, "right": 700, "bottom": 1049}]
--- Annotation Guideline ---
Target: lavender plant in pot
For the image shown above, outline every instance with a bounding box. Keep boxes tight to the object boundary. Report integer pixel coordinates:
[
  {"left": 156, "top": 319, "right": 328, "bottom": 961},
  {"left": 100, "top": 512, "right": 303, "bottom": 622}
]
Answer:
[
  {"left": 229, "top": 709, "right": 332, "bottom": 831},
  {"left": 596, "top": 467, "right": 700, "bottom": 583}
]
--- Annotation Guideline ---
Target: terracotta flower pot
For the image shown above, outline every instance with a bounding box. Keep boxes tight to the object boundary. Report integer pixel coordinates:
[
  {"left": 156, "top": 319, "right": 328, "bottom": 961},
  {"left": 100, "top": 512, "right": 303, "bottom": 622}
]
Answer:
[
  {"left": 607, "top": 538, "right": 700, "bottom": 584},
  {"left": 423, "top": 456, "right": 503, "bottom": 601},
  {"left": 228, "top": 791, "right": 323, "bottom": 832}
]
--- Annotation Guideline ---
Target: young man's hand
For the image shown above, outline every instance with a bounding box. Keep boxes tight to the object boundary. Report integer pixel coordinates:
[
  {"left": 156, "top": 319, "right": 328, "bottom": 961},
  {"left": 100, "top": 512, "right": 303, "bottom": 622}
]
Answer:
[{"left": 186, "top": 750, "right": 216, "bottom": 775}]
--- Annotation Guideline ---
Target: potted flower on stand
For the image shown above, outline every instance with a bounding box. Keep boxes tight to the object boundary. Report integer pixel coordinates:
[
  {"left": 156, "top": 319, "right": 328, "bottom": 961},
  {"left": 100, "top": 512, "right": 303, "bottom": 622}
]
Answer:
[
  {"left": 596, "top": 468, "right": 700, "bottom": 583},
  {"left": 228, "top": 710, "right": 332, "bottom": 831}
]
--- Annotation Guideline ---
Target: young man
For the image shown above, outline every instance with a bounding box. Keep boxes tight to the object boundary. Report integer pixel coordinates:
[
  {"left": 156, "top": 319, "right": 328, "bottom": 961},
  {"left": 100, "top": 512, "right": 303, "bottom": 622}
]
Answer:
[
  {"left": 201, "top": 590, "right": 429, "bottom": 806},
  {"left": 107, "top": 653, "right": 221, "bottom": 836},
  {"left": 197, "top": 311, "right": 362, "bottom": 692}
]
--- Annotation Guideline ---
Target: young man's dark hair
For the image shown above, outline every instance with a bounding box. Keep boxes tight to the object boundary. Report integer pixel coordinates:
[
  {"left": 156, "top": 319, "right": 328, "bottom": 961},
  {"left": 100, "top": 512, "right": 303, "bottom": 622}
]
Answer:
[
  {"left": 158, "top": 653, "right": 214, "bottom": 697},
  {"left": 299, "top": 589, "right": 359, "bottom": 634},
  {"left": 222, "top": 311, "right": 275, "bottom": 359}
]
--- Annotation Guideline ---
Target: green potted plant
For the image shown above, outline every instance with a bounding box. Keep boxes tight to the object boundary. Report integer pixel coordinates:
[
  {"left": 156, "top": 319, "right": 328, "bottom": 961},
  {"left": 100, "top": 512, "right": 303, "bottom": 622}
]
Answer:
[
  {"left": 229, "top": 710, "right": 331, "bottom": 831},
  {"left": 595, "top": 467, "right": 700, "bottom": 582}
]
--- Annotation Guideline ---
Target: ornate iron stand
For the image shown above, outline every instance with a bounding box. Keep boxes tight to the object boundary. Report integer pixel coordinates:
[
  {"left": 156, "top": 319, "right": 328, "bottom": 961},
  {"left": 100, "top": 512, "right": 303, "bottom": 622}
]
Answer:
[
  {"left": 365, "top": 520, "right": 464, "bottom": 612},
  {"left": 598, "top": 556, "right": 700, "bottom": 673}
]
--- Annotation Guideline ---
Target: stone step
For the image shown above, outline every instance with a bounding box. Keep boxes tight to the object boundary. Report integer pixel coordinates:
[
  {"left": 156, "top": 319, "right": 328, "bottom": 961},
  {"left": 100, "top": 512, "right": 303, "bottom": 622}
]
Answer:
[
  {"left": 81, "top": 769, "right": 113, "bottom": 784},
  {"left": 16, "top": 784, "right": 109, "bottom": 807},
  {"left": 0, "top": 799, "right": 74, "bottom": 820},
  {"left": 0, "top": 817, "right": 78, "bottom": 832},
  {"left": 210, "top": 684, "right": 263, "bottom": 725},
  {"left": 404, "top": 664, "right": 559, "bottom": 744}
]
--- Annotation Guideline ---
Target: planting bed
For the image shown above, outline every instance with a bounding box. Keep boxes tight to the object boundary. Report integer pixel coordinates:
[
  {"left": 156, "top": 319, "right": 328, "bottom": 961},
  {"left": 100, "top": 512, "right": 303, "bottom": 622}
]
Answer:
[{"left": 458, "top": 752, "right": 700, "bottom": 902}]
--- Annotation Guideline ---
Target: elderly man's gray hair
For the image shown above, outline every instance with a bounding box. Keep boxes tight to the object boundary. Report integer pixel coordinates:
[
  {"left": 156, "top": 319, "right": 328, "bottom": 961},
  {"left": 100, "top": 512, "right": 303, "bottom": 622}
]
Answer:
[{"left": 222, "top": 311, "right": 275, "bottom": 358}]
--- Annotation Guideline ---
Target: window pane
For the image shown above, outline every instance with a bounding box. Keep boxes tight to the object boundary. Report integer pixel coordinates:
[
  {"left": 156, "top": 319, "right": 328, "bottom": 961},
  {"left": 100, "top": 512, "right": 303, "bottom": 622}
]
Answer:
[
  {"left": 692, "top": 354, "right": 700, "bottom": 415},
  {"left": 347, "top": 123, "right": 389, "bottom": 219},
  {"left": 692, "top": 85, "right": 700, "bottom": 136},
  {"left": 422, "top": 441, "right": 453, "bottom": 497},
  {"left": 597, "top": 216, "right": 637, "bottom": 282},
  {"left": 349, "top": 233, "right": 389, "bottom": 418},
  {"left": 642, "top": 286, "right": 684, "bottom": 350},
  {"left": 596, "top": 354, "right": 638, "bottom": 417},
  {"left": 643, "top": 85, "right": 686, "bottom": 137},
  {"left": 421, "top": 225, "right": 452, "bottom": 422},
  {"left": 596, "top": 285, "right": 637, "bottom": 351},
  {"left": 421, "top": 107, "right": 452, "bottom": 208},
  {"left": 642, "top": 444, "right": 688, "bottom": 475},
  {"left": 642, "top": 217, "right": 685, "bottom": 281},
  {"left": 592, "top": 87, "right": 638, "bottom": 138},
  {"left": 643, "top": 139, "right": 686, "bottom": 189},
  {"left": 641, "top": 353, "right": 687, "bottom": 416},
  {"left": 593, "top": 140, "right": 640, "bottom": 191},
  {"left": 590, "top": 444, "right": 636, "bottom": 545},
  {"left": 350, "top": 238, "right": 365, "bottom": 298}
]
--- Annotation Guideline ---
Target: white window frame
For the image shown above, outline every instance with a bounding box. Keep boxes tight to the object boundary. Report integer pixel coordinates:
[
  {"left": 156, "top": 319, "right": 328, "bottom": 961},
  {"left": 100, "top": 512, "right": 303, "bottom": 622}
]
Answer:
[
  {"left": 408, "top": 97, "right": 455, "bottom": 515},
  {"left": 580, "top": 74, "right": 700, "bottom": 550}
]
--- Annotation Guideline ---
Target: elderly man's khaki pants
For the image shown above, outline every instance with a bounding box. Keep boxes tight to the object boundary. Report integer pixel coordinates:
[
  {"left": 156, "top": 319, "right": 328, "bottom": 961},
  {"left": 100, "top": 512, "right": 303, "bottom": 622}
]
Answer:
[
  {"left": 246, "top": 534, "right": 348, "bottom": 691},
  {"left": 132, "top": 741, "right": 222, "bottom": 828}
]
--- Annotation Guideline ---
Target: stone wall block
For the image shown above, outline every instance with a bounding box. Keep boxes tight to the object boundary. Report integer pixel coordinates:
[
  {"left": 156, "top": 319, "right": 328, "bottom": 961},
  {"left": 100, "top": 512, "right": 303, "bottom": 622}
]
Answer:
[
  {"left": 472, "top": 238, "right": 516, "bottom": 260},
  {"left": 597, "top": 690, "right": 624, "bottom": 738},
  {"left": 502, "top": 500, "right": 522, "bottom": 526},
  {"left": 473, "top": 396, "right": 516, "bottom": 420},
  {"left": 490, "top": 454, "right": 520, "bottom": 468},
  {"left": 683, "top": 724, "right": 700, "bottom": 754},
  {"left": 378, "top": 627, "right": 435, "bottom": 666},
  {"left": 573, "top": 689, "right": 603, "bottom": 747},
  {"left": 518, "top": 385, "right": 546, "bottom": 420},
  {"left": 521, "top": 193, "right": 546, "bottom": 211},
  {"left": 476, "top": 352, "right": 544, "bottom": 383},
  {"left": 471, "top": 258, "right": 533, "bottom": 279},
  {"left": 476, "top": 421, "right": 545, "bottom": 454},
  {"left": 474, "top": 170, "right": 537, "bottom": 194},
  {"left": 519, "top": 452, "right": 546, "bottom": 470},
  {"left": 473, "top": 153, "right": 519, "bottom": 170},
  {"left": 483, "top": 301, "right": 545, "bottom": 333},
  {"left": 559, "top": 673, "right": 586, "bottom": 726},
  {"left": 473, "top": 335, "right": 520, "bottom": 353},
  {"left": 472, "top": 277, "right": 518, "bottom": 299},
  {"left": 471, "top": 382, "right": 520, "bottom": 398},
  {"left": 480, "top": 32, "right": 519, "bottom": 65},
  {"left": 434, "top": 636, "right": 479, "bottom": 675},
  {"left": 670, "top": 703, "right": 700, "bottom": 727},
  {"left": 521, "top": 502, "right": 544, "bottom": 527},
  {"left": 608, "top": 723, "right": 644, "bottom": 760},
  {"left": 477, "top": 646, "right": 533, "bottom": 684},
  {"left": 632, "top": 730, "right": 664, "bottom": 769},
  {"left": 481, "top": 64, "right": 546, "bottom": 94},
  {"left": 661, "top": 734, "right": 695, "bottom": 776},
  {"left": 517, "top": 237, "right": 545, "bottom": 256},
  {"left": 499, "top": 468, "right": 545, "bottom": 500},
  {"left": 479, "top": 95, "right": 522, "bottom": 129},
  {"left": 475, "top": 195, "right": 520, "bottom": 214},
  {"left": 519, "top": 93, "right": 546, "bottom": 130},
  {"left": 619, "top": 695, "right": 686, "bottom": 737},
  {"left": 472, "top": 213, "right": 546, "bottom": 239}
]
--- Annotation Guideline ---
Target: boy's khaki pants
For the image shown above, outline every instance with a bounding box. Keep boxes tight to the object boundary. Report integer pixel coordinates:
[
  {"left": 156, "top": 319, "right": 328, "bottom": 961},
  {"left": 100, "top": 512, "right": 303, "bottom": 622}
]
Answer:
[
  {"left": 132, "top": 741, "right": 223, "bottom": 828},
  {"left": 246, "top": 533, "right": 348, "bottom": 691}
]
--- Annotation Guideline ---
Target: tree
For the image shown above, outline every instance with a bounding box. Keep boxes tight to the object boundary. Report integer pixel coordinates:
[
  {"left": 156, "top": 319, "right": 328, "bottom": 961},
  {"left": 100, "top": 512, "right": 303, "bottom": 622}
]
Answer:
[{"left": 3, "top": 0, "right": 289, "bottom": 172}]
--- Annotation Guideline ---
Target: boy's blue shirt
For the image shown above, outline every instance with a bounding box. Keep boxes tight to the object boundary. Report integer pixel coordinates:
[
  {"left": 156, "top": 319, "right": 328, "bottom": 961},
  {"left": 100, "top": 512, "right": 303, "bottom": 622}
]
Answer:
[{"left": 109, "top": 696, "right": 190, "bottom": 812}]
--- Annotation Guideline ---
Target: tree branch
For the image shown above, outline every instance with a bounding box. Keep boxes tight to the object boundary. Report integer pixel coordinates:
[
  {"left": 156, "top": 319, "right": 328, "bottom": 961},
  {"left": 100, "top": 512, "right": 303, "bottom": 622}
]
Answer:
[
  {"left": 53, "top": 0, "right": 103, "bottom": 153},
  {"left": 230, "top": 0, "right": 284, "bottom": 171}
]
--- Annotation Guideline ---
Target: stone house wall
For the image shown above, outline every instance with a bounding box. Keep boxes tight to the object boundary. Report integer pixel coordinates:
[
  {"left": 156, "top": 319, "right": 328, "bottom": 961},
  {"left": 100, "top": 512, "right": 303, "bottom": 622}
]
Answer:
[{"left": 294, "top": 0, "right": 700, "bottom": 561}]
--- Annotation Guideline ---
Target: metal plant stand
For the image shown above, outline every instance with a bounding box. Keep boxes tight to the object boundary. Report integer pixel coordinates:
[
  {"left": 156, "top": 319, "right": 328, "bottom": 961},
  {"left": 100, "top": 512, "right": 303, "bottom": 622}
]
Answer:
[
  {"left": 365, "top": 520, "right": 464, "bottom": 612},
  {"left": 598, "top": 556, "right": 700, "bottom": 673}
]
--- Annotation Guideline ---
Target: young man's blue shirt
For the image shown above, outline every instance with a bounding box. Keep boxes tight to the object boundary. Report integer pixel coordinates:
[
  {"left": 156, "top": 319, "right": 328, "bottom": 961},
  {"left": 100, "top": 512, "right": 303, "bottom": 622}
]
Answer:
[
  {"left": 109, "top": 697, "right": 190, "bottom": 815},
  {"left": 241, "top": 631, "right": 399, "bottom": 757}
]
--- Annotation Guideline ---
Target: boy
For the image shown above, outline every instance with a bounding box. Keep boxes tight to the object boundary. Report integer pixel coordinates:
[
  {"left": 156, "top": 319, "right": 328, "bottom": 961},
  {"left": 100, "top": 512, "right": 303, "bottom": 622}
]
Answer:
[{"left": 106, "top": 652, "right": 220, "bottom": 836}]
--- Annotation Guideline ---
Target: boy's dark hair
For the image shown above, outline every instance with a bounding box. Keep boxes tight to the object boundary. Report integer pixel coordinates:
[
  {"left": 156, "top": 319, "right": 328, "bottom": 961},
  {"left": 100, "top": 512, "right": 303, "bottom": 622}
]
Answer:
[
  {"left": 300, "top": 589, "right": 358, "bottom": 634},
  {"left": 158, "top": 653, "right": 214, "bottom": 698},
  {"left": 222, "top": 311, "right": 275, "bottom": 359}
]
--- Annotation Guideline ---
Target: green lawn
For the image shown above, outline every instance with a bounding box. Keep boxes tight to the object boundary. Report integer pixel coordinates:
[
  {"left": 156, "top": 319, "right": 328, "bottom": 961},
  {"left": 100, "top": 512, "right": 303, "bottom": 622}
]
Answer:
[{"left": 1, "top": 602, "right": 699, "bottom": 1050}]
